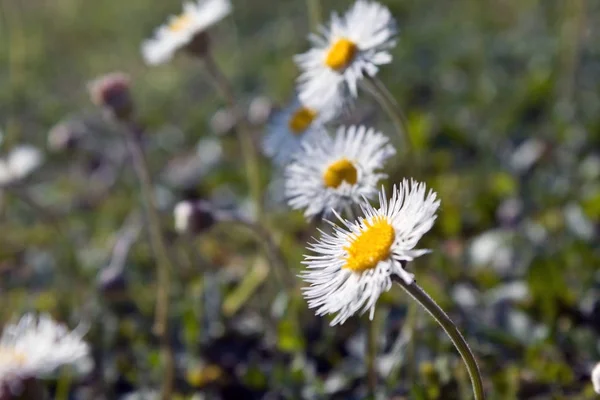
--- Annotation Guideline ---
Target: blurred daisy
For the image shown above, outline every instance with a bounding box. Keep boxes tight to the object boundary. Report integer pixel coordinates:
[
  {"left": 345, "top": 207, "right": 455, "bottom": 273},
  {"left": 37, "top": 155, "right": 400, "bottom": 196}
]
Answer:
[
  {"left": 285, "top": 125, "right": 395, "bottom": 219},
  {"left": 301, "top": 180, "right": 440, "bottom": 325},
  {"left": 141, "top": 0, "right": 232, "bottom": 65},
  {"left": 593, "top": 362, "right": 600, "bottom": 394},
  {"left": 295, "top": 1, "right": 397, "bottom": 105},
  {"left": 0, "top": 314, "right": 89, "bottom": 394},
  {"left": 0, "top": 145, "right": 43, "bottom": 187},
  {"left": 263, "top": 95, "right": 339, "bottom": 166}
]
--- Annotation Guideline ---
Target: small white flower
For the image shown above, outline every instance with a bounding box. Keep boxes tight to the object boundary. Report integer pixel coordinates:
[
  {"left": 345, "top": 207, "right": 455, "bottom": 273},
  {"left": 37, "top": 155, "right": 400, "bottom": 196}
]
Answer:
[
  {"left": 263, "top": 96, "right": 339, "bottom": 166},
  {"left": 593, "top": 362, "right": 600, "bottom": 394},
  {"left": 295, "top": 0, "right": 397, "bottom": 106},
  {"left": 301, "top": 180, "right": 440, "bottom": 325},
  {"left": 285, "top": 125, "right": 395, "bottom": 219},
  {"left": 141, "top": 0, "right": 232, "bottom": 65},
  {"left": 0, "top": 145, "right": 43, "bottom": 187},
  {"left": 0, "top": 314, "right": 89, "bottom": 394}
]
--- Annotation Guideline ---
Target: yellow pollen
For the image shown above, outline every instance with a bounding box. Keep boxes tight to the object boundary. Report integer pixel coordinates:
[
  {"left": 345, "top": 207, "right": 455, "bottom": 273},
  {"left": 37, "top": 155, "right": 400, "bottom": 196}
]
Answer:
[
  {"left": 288, "top": 107, "right": 317, "bottom": 134},
  {"left": 323, "top": 159, "right": 357, "bottom": 188},
  {"left": 343, "top": 217, "right": 395, "bottom": 272},
  {"left": 168, "top": 14, "right": 192, "bottom": 32},
  {"left": 0, "top": 348, "right": 27, "bottom": 365},
  {"left": 325, "top": 38, "right": 358, "bottom": 71}
]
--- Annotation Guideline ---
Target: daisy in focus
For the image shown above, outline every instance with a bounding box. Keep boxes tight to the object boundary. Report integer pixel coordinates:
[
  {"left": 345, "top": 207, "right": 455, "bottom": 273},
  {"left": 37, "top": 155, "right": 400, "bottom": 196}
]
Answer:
[
  {"left": 141, "top": 0, "right": 232, "bottom": 65},
  {"left": 285, "top": 125, "right": 395, "bottom": 219},
  {"left": 0, "top": 314, "right": 89, "bottom": 394},
  {"left": 263, "top": 95, "right": 340, "bottom": 166},
  {"left": 301, "top": 180, "right": 440, "bottom": 325},
  {"left": 295, "top": 0, "right": 397, "bottom": 106}
]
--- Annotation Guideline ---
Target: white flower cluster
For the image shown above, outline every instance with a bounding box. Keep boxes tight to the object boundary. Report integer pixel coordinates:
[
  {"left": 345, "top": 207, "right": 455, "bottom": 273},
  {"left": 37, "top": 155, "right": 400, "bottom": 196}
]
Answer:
[
  {"left": 0, "top": 314, "right": 89, "bottom": 395},
  {"left": 143, "top": 0, "right": 439, "bottom": 328}
]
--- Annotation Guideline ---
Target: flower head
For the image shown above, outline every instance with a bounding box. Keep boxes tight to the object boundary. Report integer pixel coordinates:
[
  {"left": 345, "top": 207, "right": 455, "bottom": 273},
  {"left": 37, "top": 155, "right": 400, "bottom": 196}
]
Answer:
[
  {"left": 174, "top": 200, "right": 216, "bottom": 234},
  {"left": 263, "top": 95, "right": 340, "bottom": 166},
  {"left": 295, "top": 1, "right": 397, "bottom": 105},
  {"left": 141, "top": 0, "right": 232, "bottom": 65},
  {"left": 88, "top": 72, "right": 133, "bottom": 120},
  {"left": 593, "top": 362, "right": 600, "bottom": 394},
  {"left": 0, "top": 146, "right": 43, "bottom": 187},
  {"left": 0, "top": 314, "right": 89, "bottom": 394},
  {"left": 285, "top": 125, "right": 395, "bottom": 219},
  {"left": 301, "top": 180, "right": 440, "bottom": 325}
]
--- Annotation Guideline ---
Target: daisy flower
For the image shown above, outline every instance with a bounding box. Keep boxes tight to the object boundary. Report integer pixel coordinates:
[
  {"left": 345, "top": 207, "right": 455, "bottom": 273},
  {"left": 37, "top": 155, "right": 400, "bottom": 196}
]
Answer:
[
  {"left": 263, "top": 95, "right": 340, "bottom": 166},
  {"left": 301, "top": 180, "right": 440, "bottom": 325},
  {"left": 0, "top": 145, "right": 43, "bottom": 187},
  {"left": 285, "top": 125, "right": 395, "bottom": 219},
  {"left": 295, "top": 1, "right": 397, "bottom": 106},
  {"left": 141, "top": 0, "right": 232, "bottom": 65},
  {"left": 0, "top": 314, "right": 89, "bottom": 394},
  {"left": 593, "top": 362, "right": 600, "bottom": 394}
]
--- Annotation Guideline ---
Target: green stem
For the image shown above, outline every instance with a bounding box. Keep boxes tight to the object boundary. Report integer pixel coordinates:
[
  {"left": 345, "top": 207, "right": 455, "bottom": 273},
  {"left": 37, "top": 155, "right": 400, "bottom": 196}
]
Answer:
[
  {"left": 217, "top": 212, "right": 294, "bottom": 291},
  {"left": 202, "top": 51, "right": 264, "bottom": 222},
  {"left": 392, "top": 276, "right": 485, "bottom": 400},
  {"left": 306, "top": 0, "right": 322, "bottom": 30},
  {"left": 123, "top": 123, "right": 175, "bottom": 400},
  {"left": 365, "top": 75, "right": 414, "bottom": 153},
  {"left": 366, "top": 315, "right": 378, "bottom": 398}
]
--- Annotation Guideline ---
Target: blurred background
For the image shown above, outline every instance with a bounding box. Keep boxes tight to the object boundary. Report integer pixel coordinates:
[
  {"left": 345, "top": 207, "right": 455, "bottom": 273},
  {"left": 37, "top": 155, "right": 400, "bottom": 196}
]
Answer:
[{"left": 1, "top": 0, "right": 599, "bottom": 398}]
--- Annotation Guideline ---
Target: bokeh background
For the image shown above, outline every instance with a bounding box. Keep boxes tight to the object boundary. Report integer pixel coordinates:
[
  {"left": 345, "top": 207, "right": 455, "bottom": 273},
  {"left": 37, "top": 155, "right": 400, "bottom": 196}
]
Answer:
[{"left": 1, "top": 0, "right": 600, "bottom": 398}]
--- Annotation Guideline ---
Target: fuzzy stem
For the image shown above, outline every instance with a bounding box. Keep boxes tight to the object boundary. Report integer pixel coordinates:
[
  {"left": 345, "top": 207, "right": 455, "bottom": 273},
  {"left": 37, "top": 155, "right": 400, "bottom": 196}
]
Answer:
[
  {"left": 365, "top": 75, "right": 414, "bottom": 153},
  {"left": 306, "top": 0, "right": 322, "bottom": 30},
  {"left": 202, "top": 51, "right": 264, "bottom": 222},
  {"left": 123, "top": 123, "right": 175, "bottom": 400},
  {"left": 366, "top": 315, "right": 378, "bottom": 398},
  {"left": 216, "top": 212, "right": 294, "bottom": 290},
  {"left": 392, "top": 276, "right": 485, "bottom": 400}
]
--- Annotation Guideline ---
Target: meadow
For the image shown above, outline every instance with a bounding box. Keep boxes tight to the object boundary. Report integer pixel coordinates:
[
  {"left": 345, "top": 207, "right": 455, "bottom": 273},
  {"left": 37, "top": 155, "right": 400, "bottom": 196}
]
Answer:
[{"left": 0, "top": 0, "right": 599, "bottom": 398}]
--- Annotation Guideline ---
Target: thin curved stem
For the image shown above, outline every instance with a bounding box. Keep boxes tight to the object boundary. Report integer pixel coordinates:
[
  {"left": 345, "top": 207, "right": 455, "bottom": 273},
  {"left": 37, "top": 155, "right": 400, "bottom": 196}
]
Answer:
[
  {"left": 365, "top": 75, "right": 414, "bottom": 154},
  {"left": 306, "top": 0, "right": 322, "bottom": 30},
  {"left": 202, "top": 51, "right": 264, "bottom": 222},
  {"left": 123, "top": 123, "right": 175, "bottom": 400},
  {"left": 392, "top": 276, "right": 485, "bottom": 400},
  {"left": 216, "top": 212, "right": 294, "bottom": 291},
  {"left": 366, "top": 314, "right": 378, "bottom": 398}
]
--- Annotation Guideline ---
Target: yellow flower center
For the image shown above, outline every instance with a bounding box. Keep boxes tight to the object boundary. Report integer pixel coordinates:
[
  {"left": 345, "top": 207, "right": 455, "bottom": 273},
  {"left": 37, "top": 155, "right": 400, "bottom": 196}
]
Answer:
[
  {"left": 343, "top": 217, "right": 395, "bottom": 272},
  {"left": 325, "top": 38, "right": 358, "bottom": 71},
  {"left": 323, "top": 158, "right": 357, "bottom": 188},
  {"left": 0, "top": 348, "right": 27, "bottom": 365},
  {"left": 168, "top": 14, "right": 193, "bottom": 32},
  {"left": 288, "top": 107, "right": 317, "bottom": 134}
]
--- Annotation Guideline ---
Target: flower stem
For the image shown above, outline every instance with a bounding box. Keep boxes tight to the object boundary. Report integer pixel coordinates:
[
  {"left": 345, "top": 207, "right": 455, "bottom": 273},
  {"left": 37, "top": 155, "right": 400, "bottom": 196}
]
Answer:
[
  {"left": 123, "top": 123, "right": 175, "bottom": 400},
  {"left": 365, "top": 75, "right": 414, "bottom": 153},
  {"left": 366, "top": 314, "right": 378, "bottom": 398},
  {"left": 202, "top": 51, "right": 264, "bottom": 222},
  {"left": 305, "top": 0, "right": 322, "bottom": 30},
  {"left": 392, "top": 275, "right": 485, "bottom": 400},
  {"left": 216, "top": 211, "right": 294, "bottom": 290}
]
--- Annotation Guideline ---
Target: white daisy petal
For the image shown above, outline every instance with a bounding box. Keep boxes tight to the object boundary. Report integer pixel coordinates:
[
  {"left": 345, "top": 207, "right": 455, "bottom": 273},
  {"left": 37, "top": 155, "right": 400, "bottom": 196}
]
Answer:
[
  {"left": 295, "top": 1, "right": 397, "bottom": 107},
  {"left": 285, "top": 125, "right": 396, "bottom": 219},
  {"left": 262, "top": 95, "right": 339, "bottom": 167},
  {"left": 141, "top": 0, "right": 232, "bottom": 65},
  {"left": 300, "top": 180, "right": 440, "bottom": 325},
  {"left": 0, "top": 314, "right": 90, "bottom": 395}
]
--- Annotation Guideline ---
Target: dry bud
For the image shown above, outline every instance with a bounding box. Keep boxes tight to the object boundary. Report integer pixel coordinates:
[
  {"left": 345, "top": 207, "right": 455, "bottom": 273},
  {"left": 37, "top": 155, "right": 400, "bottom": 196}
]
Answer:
[
  {"left": 88, "top": 72, "right": 133, "bottom": 120},
  {"left": 174, "top": 200, "right": 216, "bottom": 235}
]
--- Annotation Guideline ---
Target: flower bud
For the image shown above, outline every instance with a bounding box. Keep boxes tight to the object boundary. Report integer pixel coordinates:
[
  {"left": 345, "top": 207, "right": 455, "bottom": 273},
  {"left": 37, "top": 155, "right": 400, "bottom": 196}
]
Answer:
[
  {"left": 88, "top": 72, "right": 133, "bottom": 121},
  {"left": 174, "top": 200, "right": 216, "bottom": 235},
  {"left": 185, "top": 31, "right": 210, "bottom": 57},
  {"left": 593, "top": 362, "right": 600, "bottom": 394},
  {"left": 47, "top": 119, "right": 85, "bottom": 152}
]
